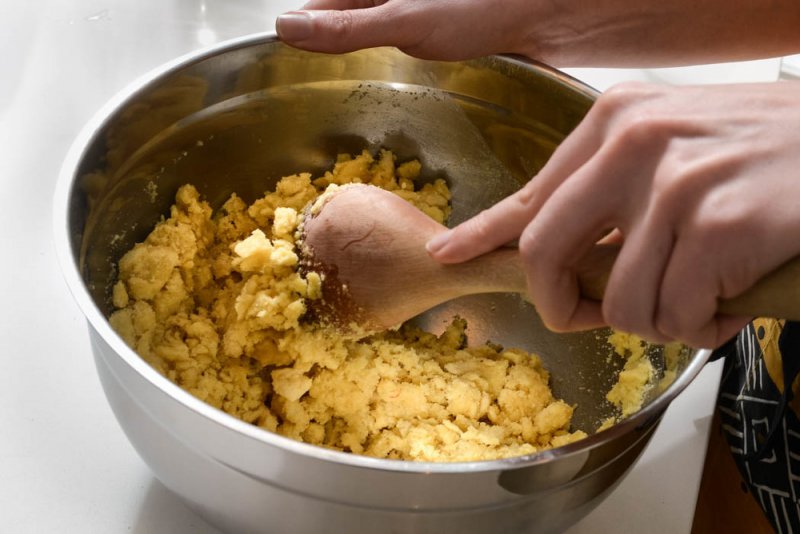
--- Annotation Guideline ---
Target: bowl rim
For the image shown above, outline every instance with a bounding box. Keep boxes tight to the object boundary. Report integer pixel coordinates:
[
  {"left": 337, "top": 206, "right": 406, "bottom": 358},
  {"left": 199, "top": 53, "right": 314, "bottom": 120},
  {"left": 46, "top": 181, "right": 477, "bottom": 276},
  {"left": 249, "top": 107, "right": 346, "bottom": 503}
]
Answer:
[{"left": 52, "top": 31, "right": 713, "bottom": 475}]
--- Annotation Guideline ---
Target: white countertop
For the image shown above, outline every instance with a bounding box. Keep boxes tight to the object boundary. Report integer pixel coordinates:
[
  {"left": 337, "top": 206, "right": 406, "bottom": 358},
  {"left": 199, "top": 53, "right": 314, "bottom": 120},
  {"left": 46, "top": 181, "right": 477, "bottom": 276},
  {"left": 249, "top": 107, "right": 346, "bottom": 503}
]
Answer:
[{"left": 0, "top": 1, "right": 780, "bottom": 532}]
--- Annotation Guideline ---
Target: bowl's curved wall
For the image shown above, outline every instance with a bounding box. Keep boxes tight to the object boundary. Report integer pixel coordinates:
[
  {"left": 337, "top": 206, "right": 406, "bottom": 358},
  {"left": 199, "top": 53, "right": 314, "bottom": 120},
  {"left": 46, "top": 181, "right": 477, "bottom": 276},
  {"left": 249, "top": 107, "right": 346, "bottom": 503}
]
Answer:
[{"left": 55, "top": 34, "right": 712, "bottom": 533}]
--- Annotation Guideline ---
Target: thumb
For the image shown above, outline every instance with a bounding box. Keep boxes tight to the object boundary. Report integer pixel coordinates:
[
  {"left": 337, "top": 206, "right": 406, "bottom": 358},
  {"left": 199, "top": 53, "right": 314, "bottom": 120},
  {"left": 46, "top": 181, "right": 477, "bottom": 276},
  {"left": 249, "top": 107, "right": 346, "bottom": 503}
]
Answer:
[
  {"left": 426, "top": 188, "right": 538, "bottom": 264},
  {"left": 277, "top": 7, "right": 413, "bottom": 54}
]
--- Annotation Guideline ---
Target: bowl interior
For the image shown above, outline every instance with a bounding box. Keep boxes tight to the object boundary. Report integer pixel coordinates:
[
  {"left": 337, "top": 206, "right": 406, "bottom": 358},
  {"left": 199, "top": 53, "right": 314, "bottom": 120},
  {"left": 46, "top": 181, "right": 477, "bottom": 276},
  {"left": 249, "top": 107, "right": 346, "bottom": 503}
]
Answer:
[{"left": 67, "top": 38, "right": 691, "bottom": 435}]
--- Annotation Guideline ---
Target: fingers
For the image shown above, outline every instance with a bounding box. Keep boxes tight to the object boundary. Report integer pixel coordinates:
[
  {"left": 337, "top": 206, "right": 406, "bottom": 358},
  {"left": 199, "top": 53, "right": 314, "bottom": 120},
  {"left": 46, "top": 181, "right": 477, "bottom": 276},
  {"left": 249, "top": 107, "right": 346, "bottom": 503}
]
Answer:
[
  {"left": 602, "top": 221, "right": 674, "bottom": 344},
  {"left": 425, "top": 189, "right": 538, "bottom": 264},
  {"left": 519, "top": 82, "right": 746, "bottom": 346},
  {"left": 513, "top": 108, "right": 669, "bottom": 337},
  {"left": 279, "top": 0, "right": 558, "bottom": 62},
  {"left": 277, "top": 4, "right": 421, "bottom": 54},
  {"left": 656, "top": 234, "right": 752, "bottom": 348},
  {"left": 518, "top": 151, "right": 624, "bottom": 332},
  {"left": 427, "top": 106, "right": 607, "bottom": 264},
  {"left": 597, "top": 147, "right": 675, "bottom": 344},
  {"left": 511, "top": 101, "right": 649, "bottom": 333},
  {"left": 429, "top": 79, "right": 788, "bottom": 350},
  {"left": 301, "top": 0, "right": 385, "bottom": 9}
]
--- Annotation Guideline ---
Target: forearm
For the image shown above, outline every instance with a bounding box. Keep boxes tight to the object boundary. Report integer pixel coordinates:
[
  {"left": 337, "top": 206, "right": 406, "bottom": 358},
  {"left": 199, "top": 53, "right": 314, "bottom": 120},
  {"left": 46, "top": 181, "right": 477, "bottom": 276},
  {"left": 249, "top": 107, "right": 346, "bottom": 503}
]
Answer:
[
  {"left": 279, "top": 0, "right": 800, "bottom": 67},
  {"left": 530, "top": 0, "right": 800, "bottom": 67}
]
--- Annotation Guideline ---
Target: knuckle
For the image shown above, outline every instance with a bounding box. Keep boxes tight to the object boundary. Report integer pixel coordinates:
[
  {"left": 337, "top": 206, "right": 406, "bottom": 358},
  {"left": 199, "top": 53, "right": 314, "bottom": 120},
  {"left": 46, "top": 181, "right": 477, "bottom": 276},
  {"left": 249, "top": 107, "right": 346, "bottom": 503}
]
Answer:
[
  {"left": 461, "top": 210, "right": 494, "bottom": 243},
  {"left": 386, "top": 3, "right": 433, "bottom": 53},
  {"left": 517, "top": 228, "right": 547, "bottom": 263},
  {"left": 601, "top": 291, "right": 650, "bottom": 338},
  {"left": 695, "top": 188, "right": 754, "bottom": 242},
  {"left": 615, "top": 110, "right": 670, "bottom": 150},
  {"left": 536, "top": 294, "right": 575, "bottom": 332},
  {"left": 601, "top": 298, "right": 634, "bottom": 334},
  {"left": 683, "top": 203, "right": 751, "bottom": 267},
  {"left": 651, "top": 153, "right": 691, "bottom": 201},
  {"left": 718, "top": 263, "right": 755, "bottom": 300},
  {"left": 654, "top": 150, "right": 726, "bottom": 204},
  {"left": 515, "top": 180, "right": 539, "bottom": 209},
  {"left": 655, "top": 299, "right": 712, "bottom": 347},
  {"left": 326, "top": 10, "right": 355, "bottom": 40},
  {"left": 693, "top": 213, "right": 733, "bottom": 250},
  {"left": 595, "top": 84, "right": 674, "bottom": 151},
  {"left": 654, "top": 309, "right": 682, "bottom": 340},
  {"left": 594, "top": 81, "right": 654, "bottom": 118},
  {"left": 607, "top": 80, "right": 655, "bottom": 99}
]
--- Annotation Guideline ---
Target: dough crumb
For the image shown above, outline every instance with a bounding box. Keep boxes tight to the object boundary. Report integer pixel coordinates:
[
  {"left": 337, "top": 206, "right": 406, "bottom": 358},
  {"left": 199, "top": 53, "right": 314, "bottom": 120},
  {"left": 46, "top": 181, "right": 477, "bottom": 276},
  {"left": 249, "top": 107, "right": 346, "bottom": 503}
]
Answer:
[{"left": 607, "top": 331, "right": 654, "bottom": 417}]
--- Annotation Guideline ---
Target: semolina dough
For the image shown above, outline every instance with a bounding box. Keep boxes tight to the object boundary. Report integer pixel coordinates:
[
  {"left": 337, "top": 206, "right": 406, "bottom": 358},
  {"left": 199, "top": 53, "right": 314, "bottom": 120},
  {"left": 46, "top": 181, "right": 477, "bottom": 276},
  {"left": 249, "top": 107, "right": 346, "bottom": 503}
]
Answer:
[
  {"left": 108, "top": 149, "right": 647, "bottom": 462},
  {"left": 606, "top": 331, "right": 653, "bottom": 418}
]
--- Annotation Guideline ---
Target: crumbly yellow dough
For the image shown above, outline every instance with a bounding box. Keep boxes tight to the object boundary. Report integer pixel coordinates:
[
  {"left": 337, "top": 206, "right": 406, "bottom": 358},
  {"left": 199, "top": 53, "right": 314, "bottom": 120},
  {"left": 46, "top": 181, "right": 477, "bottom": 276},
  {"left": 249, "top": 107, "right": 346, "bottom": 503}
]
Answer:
[
  {"left": 606, "top": 331, "right": 653, "bottom": 417},
  {"left": 109, "top": 150, "right": 599, "bottom": 461}
]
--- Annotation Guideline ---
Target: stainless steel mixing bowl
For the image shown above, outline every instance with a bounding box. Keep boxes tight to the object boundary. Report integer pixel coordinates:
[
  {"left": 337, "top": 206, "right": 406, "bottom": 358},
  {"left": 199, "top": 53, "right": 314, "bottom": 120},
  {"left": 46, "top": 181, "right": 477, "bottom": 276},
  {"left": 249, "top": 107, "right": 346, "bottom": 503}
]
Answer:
[{"left": 54, "top": 34, "right": 712, "bottom": 533}]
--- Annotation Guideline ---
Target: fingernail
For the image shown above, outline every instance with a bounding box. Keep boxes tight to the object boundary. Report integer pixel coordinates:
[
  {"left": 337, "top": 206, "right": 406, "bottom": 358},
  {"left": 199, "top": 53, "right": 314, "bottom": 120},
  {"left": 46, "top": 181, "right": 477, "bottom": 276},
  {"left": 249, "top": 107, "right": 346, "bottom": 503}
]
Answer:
[
  {"left": 277, "top": 11, "right": 314, "bottom": 42},
  {"left": 426, "top": 230, "right": 452, "bottom": 255}
]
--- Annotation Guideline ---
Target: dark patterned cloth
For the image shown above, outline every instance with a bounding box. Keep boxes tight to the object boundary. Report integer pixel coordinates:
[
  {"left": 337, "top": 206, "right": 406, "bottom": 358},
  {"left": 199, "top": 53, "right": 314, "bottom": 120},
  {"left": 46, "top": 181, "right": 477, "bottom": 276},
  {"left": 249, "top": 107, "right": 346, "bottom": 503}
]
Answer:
[{"left": 718, "top": 319, "right": 800, "bottom": 533}]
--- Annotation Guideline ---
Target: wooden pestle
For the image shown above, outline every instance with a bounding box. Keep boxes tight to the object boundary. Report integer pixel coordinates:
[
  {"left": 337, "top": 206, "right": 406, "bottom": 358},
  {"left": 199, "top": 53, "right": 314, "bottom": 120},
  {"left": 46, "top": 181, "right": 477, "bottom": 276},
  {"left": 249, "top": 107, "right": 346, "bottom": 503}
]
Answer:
[{"left": 299, "top": 184, "right": 800, "bottom": 331}]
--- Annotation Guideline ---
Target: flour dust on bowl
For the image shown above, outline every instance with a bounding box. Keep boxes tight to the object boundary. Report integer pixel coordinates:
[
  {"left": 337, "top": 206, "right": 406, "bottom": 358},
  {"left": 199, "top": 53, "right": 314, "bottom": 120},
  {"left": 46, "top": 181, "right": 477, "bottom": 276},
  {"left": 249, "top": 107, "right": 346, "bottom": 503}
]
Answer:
[{"left": 54, "top": 34, "right": 711, "bottom": 533}]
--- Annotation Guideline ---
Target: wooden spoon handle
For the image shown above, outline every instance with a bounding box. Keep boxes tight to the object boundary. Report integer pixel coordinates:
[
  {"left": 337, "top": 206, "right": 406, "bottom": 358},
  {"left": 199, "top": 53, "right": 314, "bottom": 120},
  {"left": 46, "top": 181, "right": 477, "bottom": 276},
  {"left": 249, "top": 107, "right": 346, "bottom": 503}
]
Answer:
[{"left": 575, "top": 245, "right": 800, "bottom": 321}]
